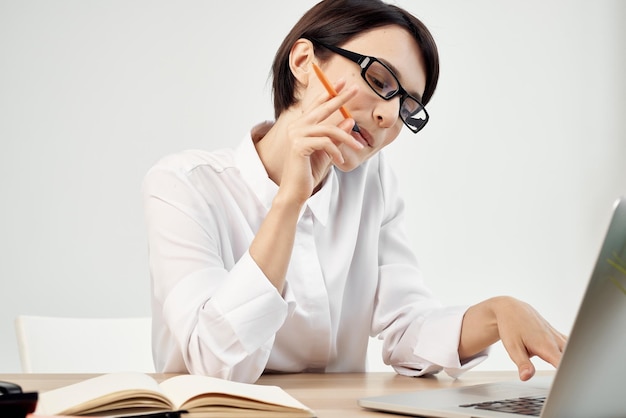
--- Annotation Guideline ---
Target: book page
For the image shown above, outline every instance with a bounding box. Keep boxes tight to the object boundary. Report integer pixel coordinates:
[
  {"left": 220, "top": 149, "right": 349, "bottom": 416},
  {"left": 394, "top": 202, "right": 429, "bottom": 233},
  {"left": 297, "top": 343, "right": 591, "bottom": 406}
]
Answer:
[
  {"left": 159, "top": 375, "right": 312, "bottom": 413},
  {"left": 35, "top": 372, "right": 173, "bottom": 415}
]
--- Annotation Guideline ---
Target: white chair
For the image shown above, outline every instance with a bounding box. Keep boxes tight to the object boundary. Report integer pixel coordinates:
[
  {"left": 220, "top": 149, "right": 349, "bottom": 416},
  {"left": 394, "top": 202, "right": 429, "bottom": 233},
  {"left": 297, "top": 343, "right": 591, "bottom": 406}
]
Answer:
[{"left": 15, "top": 315, "right": 155, "bottom": 373}]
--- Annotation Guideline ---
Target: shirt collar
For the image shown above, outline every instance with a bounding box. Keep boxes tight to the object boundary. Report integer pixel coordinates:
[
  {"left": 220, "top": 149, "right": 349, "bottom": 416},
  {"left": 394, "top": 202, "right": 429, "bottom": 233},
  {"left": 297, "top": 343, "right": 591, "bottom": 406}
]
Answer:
[
  {"left": 236, "top": 122, "right": 335, "bottom": 226},
  {"left": 236, "top": 124, "right": 278, "bottom": 211},
  {"left": 306, "top": 169, "right": 334, "bottom": 226}
]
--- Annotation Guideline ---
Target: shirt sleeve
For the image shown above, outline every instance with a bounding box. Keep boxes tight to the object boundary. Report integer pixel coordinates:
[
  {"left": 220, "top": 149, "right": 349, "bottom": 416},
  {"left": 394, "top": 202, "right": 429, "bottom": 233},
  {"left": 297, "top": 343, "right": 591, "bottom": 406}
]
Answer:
[
  {"left": 371, "top": 154, "right": 488, "bottom": 378},
  {"left": 143, "top": 155, "right": 288, "bottom": 383}
]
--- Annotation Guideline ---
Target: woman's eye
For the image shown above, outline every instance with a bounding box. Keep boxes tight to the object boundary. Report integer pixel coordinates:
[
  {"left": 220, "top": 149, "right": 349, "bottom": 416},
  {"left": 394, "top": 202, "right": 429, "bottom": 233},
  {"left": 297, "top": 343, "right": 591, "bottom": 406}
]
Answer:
[
  {"left": 366, "top": 64, "right": 397, "bottom": 97},
  {"left": 367, "top": 74, "right": 385, "bottom": 90}
]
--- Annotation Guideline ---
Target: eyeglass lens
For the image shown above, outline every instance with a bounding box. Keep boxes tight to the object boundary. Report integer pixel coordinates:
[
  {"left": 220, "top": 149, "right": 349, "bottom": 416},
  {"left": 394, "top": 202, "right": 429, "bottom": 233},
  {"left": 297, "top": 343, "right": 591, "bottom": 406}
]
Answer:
[{"left": 364, "top": 60, "right": 427, "bottom": 132}]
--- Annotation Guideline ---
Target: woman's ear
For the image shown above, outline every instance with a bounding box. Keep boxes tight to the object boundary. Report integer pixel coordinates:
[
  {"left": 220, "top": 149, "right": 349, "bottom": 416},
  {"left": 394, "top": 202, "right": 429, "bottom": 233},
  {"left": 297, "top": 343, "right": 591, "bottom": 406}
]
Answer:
[{"left": 289, "top": 38, "right": 315, "bottom": 88}]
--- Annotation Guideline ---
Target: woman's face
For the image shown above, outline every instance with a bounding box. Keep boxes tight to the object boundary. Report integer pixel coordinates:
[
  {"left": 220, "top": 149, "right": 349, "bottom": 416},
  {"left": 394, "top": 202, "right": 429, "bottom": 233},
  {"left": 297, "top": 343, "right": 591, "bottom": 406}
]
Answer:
[{"left": 309, "top": 25, "right": 427, "bottom": 171}]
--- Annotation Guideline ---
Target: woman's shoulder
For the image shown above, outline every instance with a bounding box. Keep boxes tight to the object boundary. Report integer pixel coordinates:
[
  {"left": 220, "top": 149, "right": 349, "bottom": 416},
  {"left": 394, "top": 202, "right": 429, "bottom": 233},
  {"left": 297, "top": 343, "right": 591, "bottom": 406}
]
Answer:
[{"left": 148, "top": 148, "right": 237, "bottom": 177}]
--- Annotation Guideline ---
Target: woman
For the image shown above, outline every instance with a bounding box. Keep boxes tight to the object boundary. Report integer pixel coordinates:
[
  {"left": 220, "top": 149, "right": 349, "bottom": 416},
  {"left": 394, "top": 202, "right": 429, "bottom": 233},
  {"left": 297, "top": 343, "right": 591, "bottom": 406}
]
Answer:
[{"left": 143, "top": 0, "right": 566, "bottom": 384}]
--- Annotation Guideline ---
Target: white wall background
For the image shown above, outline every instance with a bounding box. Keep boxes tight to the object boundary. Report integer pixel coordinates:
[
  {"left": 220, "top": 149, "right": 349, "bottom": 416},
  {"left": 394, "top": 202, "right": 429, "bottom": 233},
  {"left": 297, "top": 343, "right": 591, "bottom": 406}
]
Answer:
[{"left": 1, "top": 0, "right": 625, "bottom": 373}]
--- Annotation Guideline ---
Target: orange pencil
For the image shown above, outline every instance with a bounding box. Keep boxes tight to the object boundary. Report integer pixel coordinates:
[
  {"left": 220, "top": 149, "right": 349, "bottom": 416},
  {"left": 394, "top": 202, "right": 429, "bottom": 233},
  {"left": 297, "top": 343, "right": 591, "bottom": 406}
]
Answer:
[{"left": 312, "top": 62, "right": 360, "bottom": 132}]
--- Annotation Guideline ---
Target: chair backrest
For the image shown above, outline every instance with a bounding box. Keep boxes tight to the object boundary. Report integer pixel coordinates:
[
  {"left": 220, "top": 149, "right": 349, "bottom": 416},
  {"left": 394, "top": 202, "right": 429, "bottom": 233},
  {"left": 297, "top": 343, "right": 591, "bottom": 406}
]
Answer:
[{"left": 15, "top": 315, "right": 155, "bottom": 373}]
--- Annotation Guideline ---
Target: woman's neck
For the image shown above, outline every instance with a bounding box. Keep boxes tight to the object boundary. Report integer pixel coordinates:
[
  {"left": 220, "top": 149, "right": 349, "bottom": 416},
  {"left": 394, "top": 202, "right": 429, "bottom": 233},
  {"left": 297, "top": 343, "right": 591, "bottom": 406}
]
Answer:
[{"left": 253, "top": 119, "right": 286, "bottom": 187}]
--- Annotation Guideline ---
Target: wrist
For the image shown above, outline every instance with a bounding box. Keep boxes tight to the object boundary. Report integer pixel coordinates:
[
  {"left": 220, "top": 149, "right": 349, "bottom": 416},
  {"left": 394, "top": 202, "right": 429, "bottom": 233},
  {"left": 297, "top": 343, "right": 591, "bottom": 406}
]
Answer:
[{"left": 273, "top": 188, "right": 309, "bottom": 211}]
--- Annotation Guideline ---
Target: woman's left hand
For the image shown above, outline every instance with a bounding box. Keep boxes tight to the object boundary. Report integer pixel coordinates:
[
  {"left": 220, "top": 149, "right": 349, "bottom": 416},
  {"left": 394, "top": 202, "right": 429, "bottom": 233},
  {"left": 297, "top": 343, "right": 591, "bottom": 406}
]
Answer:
[{"left": 460, "top": 296, "right": 567, "bottom": 381}]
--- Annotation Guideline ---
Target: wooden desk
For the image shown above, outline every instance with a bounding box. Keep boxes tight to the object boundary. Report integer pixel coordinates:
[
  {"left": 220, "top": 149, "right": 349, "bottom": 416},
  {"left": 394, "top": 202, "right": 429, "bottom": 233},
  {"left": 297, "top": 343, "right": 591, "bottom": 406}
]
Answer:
[{"left": 1, "top": 371, "right": 549, "bottom": 417}]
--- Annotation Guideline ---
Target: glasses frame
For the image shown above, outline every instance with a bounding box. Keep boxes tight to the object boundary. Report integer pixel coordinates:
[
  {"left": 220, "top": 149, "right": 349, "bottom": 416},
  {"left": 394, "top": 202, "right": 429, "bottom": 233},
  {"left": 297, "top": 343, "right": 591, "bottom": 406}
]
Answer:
[{"left": 309, "top": 38, "right": 429, "bottom": 134}]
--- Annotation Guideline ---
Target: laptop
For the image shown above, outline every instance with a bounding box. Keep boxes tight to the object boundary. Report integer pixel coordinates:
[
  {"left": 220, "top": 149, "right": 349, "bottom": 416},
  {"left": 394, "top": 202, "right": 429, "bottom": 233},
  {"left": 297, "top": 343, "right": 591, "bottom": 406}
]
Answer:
[{"left": 359, "top": 197, "right": 626, "bottom": 418}]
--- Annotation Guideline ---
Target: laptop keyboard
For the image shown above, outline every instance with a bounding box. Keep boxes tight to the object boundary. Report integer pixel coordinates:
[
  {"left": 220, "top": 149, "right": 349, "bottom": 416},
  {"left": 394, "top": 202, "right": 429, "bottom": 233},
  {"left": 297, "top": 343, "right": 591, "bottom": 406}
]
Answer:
[{"left": 460, "top": 395, "right": 546, "bottom": 416}]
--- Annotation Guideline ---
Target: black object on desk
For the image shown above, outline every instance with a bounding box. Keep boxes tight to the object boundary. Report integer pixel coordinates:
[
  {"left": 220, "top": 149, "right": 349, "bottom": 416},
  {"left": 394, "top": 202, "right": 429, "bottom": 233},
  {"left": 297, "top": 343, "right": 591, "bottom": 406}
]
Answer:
[
  {"left": 117, "top": 412, "right": 185, "bottom": 418},
  {"left": 0, "top": 381, "right": 38, "bottom": 418}
]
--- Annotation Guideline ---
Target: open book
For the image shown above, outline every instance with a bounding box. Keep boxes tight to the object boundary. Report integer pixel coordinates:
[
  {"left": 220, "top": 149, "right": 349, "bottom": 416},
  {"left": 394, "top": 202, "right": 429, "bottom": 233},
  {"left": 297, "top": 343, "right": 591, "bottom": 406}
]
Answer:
[{"left": 34, "top": 372, "right": 315, "bottom": 417}]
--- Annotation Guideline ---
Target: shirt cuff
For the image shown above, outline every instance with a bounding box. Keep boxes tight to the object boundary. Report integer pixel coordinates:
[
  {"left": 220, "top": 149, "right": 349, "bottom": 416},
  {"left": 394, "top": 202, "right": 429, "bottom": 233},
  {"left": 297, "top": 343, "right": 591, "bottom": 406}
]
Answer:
[
  {"left": 163, "top": 251, "right": 288, "bottom": 360},
  {"left": 208, "top": 251, "right": 288, "bottom": 353},
  {"left": 394, "top": 305, "right": 489, "bottom": 378}
]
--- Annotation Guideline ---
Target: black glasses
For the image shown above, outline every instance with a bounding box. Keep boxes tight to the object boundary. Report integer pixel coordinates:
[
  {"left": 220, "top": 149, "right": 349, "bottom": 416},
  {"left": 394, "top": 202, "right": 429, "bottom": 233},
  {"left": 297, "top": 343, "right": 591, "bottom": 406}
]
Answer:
[{"left": 309, "top": 38, "right": 429, "bottom": 134}]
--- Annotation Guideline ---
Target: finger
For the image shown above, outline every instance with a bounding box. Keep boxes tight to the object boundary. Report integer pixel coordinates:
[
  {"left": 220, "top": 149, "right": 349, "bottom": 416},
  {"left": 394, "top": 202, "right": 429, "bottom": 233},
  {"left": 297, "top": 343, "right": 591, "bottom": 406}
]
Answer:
[
  {"left": 294, "top": 136, "right": 345, "bottom": 164},
  {"left": 502, "top": 339, "right": 536, "bottom": 381},
  {"left": 308, "top": 83, "right": 359, "bottom": 125},
  {"left": 534, "top": 336, "right": 565, "bottom": 369},
  {"left": 311, "top": 77, "right": 351, "bottom": 107},
  {"left": 337, "top": 118, "right": 364, "bottom": 150},
  {"left": 519, "top": 362, "right": 535, "bottom": 382},
  {"left": 292, "top": 122, "right": 362, "bottom": 154},
  {"left": 553, "top": 328, "right": 569, "bottom": 353},
  {"left": 529, "top": 325, "right": 567, "bottom": 368},
  {"left": 513, "top": 350, "right": 536, "bottom": 381}
]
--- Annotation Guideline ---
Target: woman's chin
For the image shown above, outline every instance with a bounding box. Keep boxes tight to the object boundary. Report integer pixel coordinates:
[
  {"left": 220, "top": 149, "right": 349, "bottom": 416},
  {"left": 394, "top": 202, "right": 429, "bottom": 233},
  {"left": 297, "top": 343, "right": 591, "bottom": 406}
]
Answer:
[{"left": 334, "top": 154, "right": 367, "bottom": 172}]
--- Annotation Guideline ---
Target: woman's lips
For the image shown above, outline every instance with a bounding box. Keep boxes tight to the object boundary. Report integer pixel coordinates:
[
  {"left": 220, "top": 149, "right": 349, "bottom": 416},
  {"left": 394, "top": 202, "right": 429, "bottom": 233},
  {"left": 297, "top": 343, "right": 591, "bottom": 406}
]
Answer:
[{"left": 353, "top": 127, "right": 372, "bottom": 148}]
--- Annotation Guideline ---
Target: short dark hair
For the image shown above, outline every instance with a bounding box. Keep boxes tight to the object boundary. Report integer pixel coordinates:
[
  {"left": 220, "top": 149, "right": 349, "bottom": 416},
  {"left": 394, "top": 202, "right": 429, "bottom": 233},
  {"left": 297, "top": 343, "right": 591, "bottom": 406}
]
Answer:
[{"left": 271, "top": 0, "right": 440, "bottom": 119}]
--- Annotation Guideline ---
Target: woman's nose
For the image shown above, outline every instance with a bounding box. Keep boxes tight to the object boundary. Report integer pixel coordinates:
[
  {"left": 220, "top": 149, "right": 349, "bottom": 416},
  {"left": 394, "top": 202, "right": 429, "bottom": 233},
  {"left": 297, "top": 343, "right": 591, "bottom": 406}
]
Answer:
[{"left": 373, "top": 96, "right": 401, "bottom": 129}]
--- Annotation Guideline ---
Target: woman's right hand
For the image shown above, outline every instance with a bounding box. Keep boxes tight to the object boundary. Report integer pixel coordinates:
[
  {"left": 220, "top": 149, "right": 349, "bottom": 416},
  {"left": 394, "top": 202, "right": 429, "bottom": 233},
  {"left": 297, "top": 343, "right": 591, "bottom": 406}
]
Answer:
[{"left": 278, "top": 79, "right": 363, "bottom": 205}]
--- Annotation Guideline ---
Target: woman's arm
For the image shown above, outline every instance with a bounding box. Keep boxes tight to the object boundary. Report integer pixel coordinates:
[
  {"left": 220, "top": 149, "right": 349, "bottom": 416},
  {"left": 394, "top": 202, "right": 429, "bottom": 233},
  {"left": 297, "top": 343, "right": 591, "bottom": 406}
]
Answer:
[
  {"left": 250, "top": 81, "right": 361, "bottom": 292},
  {"left": 143, "top": 160, "right": 287, "bottom": 382}
]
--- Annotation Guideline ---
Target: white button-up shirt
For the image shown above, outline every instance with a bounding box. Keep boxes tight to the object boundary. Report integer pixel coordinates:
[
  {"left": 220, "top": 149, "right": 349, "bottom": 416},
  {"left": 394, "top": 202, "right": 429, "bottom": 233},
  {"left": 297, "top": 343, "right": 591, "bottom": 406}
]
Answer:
[{"left": 143, "top": 124, "right": 487, "bottom": 383}]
